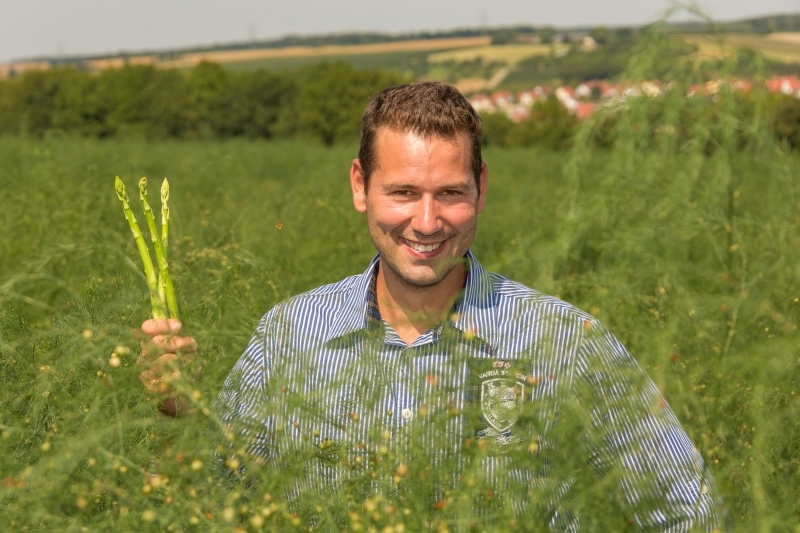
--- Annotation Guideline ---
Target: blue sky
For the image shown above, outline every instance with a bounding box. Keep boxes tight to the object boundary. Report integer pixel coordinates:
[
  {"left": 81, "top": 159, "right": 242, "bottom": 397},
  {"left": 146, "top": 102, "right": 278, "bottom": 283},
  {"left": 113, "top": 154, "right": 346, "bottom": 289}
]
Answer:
[{"left": 0, "top": 0, "right": 798, "bottom": 62}]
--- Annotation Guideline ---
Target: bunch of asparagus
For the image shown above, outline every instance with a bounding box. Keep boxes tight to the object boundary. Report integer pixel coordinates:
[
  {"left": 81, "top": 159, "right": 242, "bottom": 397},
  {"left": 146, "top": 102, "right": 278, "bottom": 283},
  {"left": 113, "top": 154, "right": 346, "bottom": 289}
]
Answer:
[{"left": 114, "top": 177, "right": 179, "bottom": 320}]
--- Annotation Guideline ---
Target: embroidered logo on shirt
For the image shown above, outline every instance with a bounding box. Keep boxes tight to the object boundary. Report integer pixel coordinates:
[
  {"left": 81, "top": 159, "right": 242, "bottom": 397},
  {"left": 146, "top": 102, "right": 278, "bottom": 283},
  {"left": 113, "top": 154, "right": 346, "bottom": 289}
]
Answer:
[
  {"left": 467, "top": 358, "right": 532, "bottom": 449},
  {"left": 481, "top": 378, "right": 524, "bottom": 433}
]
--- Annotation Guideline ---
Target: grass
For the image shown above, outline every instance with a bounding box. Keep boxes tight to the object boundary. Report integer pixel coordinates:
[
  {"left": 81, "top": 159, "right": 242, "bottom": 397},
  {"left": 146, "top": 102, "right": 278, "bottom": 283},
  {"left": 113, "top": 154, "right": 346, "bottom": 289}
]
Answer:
[
  {"left": 1, "top": 60, "right": 800, "bottom": 528},
  {"left": 1, "top": 134, "right": 799, "bottom": 529}
]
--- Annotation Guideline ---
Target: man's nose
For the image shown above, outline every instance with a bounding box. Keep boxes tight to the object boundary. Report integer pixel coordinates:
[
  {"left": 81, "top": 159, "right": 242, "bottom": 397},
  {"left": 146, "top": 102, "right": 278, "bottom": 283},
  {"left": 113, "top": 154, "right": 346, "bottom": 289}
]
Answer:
[{"left": 413, "top": 195, "right": 443, "bottom": 235}]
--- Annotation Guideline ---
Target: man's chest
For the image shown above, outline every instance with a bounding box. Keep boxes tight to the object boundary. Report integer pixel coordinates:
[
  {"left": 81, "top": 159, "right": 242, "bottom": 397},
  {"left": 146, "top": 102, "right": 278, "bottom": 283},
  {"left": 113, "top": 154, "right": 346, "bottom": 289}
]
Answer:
[{"left": 268, "top": 337, "right": 570, "bottom": 460}]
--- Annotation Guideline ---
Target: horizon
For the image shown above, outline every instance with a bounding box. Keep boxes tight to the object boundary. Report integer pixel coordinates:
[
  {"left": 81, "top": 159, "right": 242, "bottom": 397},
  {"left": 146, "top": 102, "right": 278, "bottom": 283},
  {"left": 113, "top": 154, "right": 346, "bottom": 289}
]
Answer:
[{"left": 1, "top": 0, "right": 798, "bottom": 63}]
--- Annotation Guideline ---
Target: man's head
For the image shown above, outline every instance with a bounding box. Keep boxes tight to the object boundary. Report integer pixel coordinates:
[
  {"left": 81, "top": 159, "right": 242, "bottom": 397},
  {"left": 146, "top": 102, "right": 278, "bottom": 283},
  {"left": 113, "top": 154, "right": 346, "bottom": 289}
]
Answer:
[
  {"left": 357, "top": 82, "right": 483, "bottom": 191},
  {"left": 350, "top": 82, "right": 488, "bottom": 291}
]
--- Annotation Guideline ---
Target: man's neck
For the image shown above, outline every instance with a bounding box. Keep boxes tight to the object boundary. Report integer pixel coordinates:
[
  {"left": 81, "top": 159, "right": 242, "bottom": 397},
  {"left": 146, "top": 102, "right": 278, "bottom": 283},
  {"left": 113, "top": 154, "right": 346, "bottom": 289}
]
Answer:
[{"left": 375, "top": 259, "right": 466, "bottom": 345}]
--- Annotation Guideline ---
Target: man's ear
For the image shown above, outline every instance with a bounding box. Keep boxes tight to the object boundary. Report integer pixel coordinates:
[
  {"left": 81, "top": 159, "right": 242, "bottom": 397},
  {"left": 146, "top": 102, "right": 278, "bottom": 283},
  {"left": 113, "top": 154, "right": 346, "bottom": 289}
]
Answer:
[
  {"left": 477, "top": 160, "right": 488, "bottom": 214},
  {"left": 350, "top": 159, "right": 367, "bottom": 213}
]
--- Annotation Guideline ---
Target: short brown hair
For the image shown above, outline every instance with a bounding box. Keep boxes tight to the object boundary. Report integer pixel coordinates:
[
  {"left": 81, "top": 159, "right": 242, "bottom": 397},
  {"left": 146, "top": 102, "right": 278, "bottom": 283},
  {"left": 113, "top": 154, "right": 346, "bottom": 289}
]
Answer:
[{"left": 358, "top": 82, "right": 483, "bottom": 189}]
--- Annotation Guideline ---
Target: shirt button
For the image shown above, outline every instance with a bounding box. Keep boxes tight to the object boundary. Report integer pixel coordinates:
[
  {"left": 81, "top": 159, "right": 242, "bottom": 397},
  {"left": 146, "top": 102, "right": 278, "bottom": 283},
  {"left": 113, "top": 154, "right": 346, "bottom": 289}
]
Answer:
[{"left": 401, "top": 408, "right": 413, "bottom": 420}]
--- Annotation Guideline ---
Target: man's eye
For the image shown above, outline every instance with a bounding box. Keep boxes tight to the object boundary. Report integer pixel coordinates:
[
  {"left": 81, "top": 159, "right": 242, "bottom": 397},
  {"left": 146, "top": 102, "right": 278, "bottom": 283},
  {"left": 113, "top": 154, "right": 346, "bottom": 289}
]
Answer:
[{"left": 441, "top": 190, "right": 463, "bottom": 196}]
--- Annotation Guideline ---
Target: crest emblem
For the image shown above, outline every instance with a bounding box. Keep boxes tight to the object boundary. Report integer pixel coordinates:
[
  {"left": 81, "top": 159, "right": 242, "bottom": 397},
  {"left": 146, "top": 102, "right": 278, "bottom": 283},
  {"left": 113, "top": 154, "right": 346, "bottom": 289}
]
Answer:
[{"left": 481, "top": 378, "right": 524, "bottom": 432}]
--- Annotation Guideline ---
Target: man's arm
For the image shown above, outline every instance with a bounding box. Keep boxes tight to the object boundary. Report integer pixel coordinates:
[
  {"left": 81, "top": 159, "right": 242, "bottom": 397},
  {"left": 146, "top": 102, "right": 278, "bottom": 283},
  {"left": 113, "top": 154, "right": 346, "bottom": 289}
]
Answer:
[
  {"left": 572, "top": 317, "right": 729, "bottom": 531},
  {"left": 138, "top": 318, "right": 198, "bottom": 417},
  {"left": 213, "top": 307, "right": 284, "bottom": 472}
]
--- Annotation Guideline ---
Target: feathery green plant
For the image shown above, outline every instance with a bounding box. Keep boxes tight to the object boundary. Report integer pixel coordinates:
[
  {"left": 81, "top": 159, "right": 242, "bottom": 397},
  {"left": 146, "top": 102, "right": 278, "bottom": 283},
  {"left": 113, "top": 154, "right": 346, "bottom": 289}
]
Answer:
[{"left": 2, "top": 12, "right": 800, "bottom": 531}]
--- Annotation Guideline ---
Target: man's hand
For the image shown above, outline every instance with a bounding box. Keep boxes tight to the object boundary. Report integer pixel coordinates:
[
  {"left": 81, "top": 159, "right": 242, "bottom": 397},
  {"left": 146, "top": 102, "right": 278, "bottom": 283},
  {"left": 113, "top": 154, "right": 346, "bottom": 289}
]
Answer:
[{"left": 138, "top": 319, "right": 199, "bottom": 417}]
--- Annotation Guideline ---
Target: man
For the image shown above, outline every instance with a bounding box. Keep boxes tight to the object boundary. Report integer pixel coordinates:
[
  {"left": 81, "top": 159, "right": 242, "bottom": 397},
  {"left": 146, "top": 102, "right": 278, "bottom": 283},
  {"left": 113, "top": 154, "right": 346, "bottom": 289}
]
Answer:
[{"left": 140, "top": 82, "right": 728, "bottom": 530}]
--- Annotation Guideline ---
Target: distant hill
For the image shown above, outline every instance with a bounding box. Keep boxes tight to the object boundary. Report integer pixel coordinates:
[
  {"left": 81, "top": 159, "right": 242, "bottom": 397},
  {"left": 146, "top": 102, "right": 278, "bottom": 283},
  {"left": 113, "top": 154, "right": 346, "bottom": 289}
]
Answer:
[
  {"left": 2, "top": 12, "right": 798, "bottom": 89},
  {"left": 6, "top": 13, "right": 797, "bottom": 67},
  {"left": 668, "top": 13, "right": 800, "bottom": 34},
  {"left": 33, "top": 27, "right": 554, "bottom": 66}
]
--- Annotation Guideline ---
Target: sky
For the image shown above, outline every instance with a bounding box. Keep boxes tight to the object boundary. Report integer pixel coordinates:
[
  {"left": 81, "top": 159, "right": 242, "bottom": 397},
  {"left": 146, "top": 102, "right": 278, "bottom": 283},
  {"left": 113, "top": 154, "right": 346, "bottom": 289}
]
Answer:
[{"left": 1, "top": 0, "right": 798, "bottom": 63}]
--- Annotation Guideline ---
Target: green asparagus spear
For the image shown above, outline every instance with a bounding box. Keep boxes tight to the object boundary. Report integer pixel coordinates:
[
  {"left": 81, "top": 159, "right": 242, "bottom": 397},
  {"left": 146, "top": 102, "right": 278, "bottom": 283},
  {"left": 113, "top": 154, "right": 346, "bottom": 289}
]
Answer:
[
  {"left": 160, "top": 178, "right": 170, "bottom": 264},
  {"left": 114, "top": 177, "right": 166, "bottom": 319},
  {"left": 138, "top": 178, "right": 179, "bottom": 320}
]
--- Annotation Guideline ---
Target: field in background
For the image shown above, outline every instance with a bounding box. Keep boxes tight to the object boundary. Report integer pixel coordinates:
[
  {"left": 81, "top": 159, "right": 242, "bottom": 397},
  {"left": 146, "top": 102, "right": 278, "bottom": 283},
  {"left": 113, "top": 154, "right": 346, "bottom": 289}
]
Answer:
[
  {"left": 3, "top": 28, "right": 800, "bottom": 94},
  {"left": 427, "top": 43, "right": 562, "bottom": 65},
  {"left": 158, "top": 36, "right": 490, "bottom": 70},
  {"left": 223, "top": 49, "right": 431, "bottom": 74},
  {"left": 683, "top": 32, "right": 800, "bottom": 63}
]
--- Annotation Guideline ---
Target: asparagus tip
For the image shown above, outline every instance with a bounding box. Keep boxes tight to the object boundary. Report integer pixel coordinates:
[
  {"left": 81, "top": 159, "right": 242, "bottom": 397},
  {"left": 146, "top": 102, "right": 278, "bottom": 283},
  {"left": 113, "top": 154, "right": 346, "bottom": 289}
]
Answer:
[
  {"left": 138, "top": 177, "right": 148, "bottom": 196},
  {"left": 114, "top": 176, "right": 127, "bottom": 202},
  {"left": 161, "top": 178, "right": 170, "bottom": 203}
]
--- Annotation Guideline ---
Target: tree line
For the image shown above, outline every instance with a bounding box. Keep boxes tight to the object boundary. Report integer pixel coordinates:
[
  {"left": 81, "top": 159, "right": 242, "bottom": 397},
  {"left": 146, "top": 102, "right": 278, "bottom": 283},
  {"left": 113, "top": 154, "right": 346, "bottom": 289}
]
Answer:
[
  {"left": 0, "top": 61, "right": 798, "bottom": 152},
  {"left": 0, "top": 62, "right": 402, "bottom": 145},
  {"left": 0, "top": 61, "right": 585, "bottom": 149}
]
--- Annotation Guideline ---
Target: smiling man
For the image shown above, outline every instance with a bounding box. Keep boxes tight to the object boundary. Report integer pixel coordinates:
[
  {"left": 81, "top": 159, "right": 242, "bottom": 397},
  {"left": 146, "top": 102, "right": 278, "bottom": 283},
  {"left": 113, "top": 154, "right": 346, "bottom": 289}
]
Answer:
[
  {"left": 350, "top": 118, "right": 486, "bottom": 345},
  {"left": 140, "top": 82, "right": 728, "bottom": 530}
]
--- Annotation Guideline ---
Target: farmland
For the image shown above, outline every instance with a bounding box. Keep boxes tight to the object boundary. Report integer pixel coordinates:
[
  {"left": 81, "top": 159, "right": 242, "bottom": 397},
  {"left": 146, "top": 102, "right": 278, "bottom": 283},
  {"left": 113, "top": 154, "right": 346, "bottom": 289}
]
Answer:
[
  {"left": 682, "top": 32, "right": 800, "bottom": 63},
  {"left": 158, "top": 36, "right": 491, "bottom": 70},
  {"left": 4, "top": 21, "right": 800, "bottom": 96},
  {"left": 427, "top": 43, "right": 563, "bottom": 66},
  {"left": 2, "top": 67, "right": 800, "bottom": 530}
]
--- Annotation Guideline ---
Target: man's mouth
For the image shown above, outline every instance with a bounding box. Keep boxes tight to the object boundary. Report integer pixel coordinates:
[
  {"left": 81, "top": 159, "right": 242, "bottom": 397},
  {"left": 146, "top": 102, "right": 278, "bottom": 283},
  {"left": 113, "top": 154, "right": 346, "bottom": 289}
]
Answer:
[{"left": 402, "top": 238, "right": 443, "bottom": 254}]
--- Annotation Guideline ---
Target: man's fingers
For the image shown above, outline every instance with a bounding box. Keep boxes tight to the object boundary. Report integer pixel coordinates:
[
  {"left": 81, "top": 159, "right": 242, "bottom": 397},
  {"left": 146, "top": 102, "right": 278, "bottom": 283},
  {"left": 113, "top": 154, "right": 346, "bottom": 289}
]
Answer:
[
  {"left": 150, "top": 335, "right": 198, "bottom": 354},
  {"left": 139, "top": 336, "right": 198, "bottom": 363},
  {"left": 139, "top": 353, "right": 189, "bottom": 392},
  {"left": 141, "top": 318, "right": 183, "bottom": 337}
]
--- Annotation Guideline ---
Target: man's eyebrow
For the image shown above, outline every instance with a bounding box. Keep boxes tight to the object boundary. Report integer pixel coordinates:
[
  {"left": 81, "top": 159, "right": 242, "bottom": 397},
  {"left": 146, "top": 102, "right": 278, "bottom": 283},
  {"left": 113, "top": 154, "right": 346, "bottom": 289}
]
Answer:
[{"left": 382, "top": 181, "right": 472, "bottom": 190}]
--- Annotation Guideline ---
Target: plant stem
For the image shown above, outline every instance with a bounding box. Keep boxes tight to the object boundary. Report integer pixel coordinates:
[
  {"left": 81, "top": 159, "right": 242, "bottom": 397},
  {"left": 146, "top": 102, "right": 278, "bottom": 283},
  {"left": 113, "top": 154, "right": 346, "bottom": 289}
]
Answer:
[
  {"left": 114, "top": 176, "right": 165, "bottom": 319},
  {"left": 139, "top": 177, "right": 178, "bottom": 319},
  {"left": 161, "top": 178, "right": 170, "bottom": 263},
  {"left": 160, "top": 178, "right": 179, "bottom": 318}
]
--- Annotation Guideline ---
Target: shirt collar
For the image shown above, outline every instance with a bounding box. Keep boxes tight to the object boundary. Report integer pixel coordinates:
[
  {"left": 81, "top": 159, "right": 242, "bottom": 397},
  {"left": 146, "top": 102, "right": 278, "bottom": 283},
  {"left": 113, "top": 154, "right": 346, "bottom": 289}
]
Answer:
[{"left": 326, "top": 250, "right": 498, "bottom": 350}]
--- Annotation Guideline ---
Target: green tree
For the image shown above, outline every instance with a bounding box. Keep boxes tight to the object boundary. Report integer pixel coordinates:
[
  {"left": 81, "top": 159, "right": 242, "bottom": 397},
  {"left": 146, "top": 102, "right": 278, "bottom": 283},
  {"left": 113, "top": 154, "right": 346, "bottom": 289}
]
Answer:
[
  {"left": 141, "top": 69, "right": 197, "bottom": 138},
  {"left": 295, "top": 62, "right": 403, "bottom": 145},
  {"left": 206, "top": 69, "right": 296, "bottom": 139},
  {"left": 540, "top": 27, "right": 555, "bottom": 45},
  {"left": 94, "top": 65, "right": 158, "bottom": 136},
  {"left": 480, "top": 112, "right": 516, "bottom": 147},
  {"left": 589, "top": 26, "right": 612, "bottom": 45},
  {"left": 772, "top": 94, "right": 800, "bottom": 151},
  {"left": 491, "top": 30, "right": 516, "bottom": 45},
  {"left": 189, "top": 62, "right": 232, "bottom": 137},
  {"left": 513, "top": 97, "right": 577, "bottom": 150}
]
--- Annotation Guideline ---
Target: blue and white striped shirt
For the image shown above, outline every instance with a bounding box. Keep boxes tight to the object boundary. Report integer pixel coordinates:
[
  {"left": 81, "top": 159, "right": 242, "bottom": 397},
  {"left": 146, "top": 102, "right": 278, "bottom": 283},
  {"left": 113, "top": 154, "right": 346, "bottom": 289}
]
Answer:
[{"left": 216, "top": 251, "right": 728, "bottom": 531}]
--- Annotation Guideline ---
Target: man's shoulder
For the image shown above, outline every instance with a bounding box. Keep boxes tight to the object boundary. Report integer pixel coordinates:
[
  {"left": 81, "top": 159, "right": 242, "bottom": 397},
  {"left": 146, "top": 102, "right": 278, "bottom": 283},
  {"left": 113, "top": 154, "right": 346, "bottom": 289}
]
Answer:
[
  {"left": 486, "top": 271, "right": 591, "bottom": 321},
  {"left": 268, "top": 273, "right": 363, "bottom": 317}
]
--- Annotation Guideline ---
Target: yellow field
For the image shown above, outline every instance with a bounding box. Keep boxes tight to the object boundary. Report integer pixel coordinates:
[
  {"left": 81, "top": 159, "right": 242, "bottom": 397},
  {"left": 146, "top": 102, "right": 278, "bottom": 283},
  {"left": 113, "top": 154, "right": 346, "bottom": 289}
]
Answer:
[
  {"left": 0, "top": 61, "right": 50, "bottom": 78},
  {"left": 682, "top": 33, "right": 800, "bottom": 63},
  {"left": 157, "top": 36, "right": 491, "bottom": 69},
  {"left": 428, "top": 43, "right": 565, "bottom": 65},
  {"left": 766, "top": 32, "right": 800, "bottom": 45},
  {"left": 0, "top": 36, "right": 491, "bottom": 77}
]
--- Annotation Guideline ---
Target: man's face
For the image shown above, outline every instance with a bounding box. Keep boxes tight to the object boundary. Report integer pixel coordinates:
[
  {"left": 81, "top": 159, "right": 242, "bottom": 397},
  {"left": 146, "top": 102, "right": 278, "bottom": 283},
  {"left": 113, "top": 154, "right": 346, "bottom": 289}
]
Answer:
[{"left": 350, "top": 128, "right": 487, "bottom": 288}]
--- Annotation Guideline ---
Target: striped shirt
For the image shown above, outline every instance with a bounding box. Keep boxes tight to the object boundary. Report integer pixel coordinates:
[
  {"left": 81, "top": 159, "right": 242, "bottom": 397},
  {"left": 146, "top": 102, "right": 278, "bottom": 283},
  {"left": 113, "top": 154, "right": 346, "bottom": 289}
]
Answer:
[{"left": 216, "top": 251, "right": 728, "bottom": 531}]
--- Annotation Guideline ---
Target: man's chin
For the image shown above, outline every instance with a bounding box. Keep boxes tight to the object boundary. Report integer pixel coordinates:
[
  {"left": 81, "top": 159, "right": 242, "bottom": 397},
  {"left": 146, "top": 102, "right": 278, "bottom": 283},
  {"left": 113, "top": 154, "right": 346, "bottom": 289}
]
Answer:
[{"left": 394, "top": 264, "right": 455, "bottom": 288}]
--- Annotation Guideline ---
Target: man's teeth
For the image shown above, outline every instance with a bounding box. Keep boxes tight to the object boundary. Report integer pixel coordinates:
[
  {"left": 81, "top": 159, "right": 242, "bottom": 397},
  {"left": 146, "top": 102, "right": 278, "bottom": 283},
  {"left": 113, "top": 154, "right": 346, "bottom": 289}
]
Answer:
[{"left": 407, "top": 241, "right": 441, "bottom": 253}]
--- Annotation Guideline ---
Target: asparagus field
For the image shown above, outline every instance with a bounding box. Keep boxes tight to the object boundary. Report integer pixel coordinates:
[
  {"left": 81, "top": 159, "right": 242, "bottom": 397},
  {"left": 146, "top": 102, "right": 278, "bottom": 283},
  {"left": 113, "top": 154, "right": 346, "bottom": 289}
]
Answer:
[{"left": 1, "top": 76, "right": 800, "bottom": 529}]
